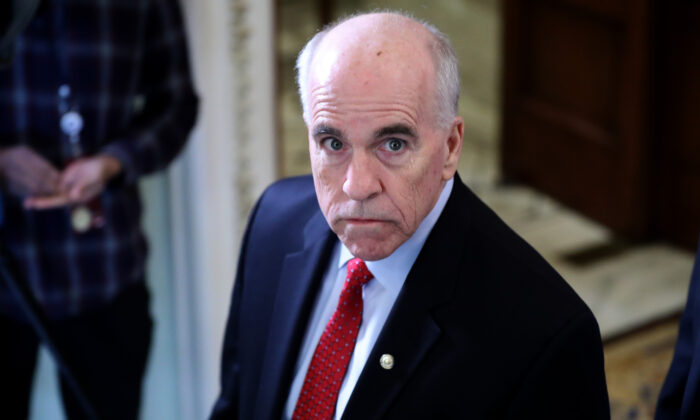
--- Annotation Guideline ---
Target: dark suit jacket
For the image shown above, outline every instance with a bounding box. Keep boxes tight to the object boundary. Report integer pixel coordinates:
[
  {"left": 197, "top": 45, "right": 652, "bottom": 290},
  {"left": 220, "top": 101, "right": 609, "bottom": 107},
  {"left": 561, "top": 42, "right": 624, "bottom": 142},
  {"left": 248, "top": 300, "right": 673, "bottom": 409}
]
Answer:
[
  {"left": 656, "top": 237, "right": 700, "bottom": 420},
  {"left": 210, "top": 174, "right": 610, "bottom": 420}
]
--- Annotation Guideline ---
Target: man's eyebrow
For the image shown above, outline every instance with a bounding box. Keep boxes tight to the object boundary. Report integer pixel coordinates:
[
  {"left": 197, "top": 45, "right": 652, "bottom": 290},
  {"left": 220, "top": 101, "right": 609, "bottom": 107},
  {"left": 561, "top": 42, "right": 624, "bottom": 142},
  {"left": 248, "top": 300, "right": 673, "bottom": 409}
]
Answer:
[
  {"left": 374, "top": 124, "right": 417, "bottom": 139},
  {"left": 312, "top": 124, "right": 343, "bottom": 138}
]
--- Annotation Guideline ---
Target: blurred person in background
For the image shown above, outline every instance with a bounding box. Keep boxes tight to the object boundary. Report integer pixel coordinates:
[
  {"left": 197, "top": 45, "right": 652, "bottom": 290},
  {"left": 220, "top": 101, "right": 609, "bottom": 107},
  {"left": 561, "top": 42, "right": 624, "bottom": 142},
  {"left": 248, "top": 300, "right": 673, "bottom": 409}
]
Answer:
[
  {"left": 656, "top": 235, "right": 700, "bottom": 420},
  {"left": 0, "top": 0, "right": 197, "bottom": 419}
]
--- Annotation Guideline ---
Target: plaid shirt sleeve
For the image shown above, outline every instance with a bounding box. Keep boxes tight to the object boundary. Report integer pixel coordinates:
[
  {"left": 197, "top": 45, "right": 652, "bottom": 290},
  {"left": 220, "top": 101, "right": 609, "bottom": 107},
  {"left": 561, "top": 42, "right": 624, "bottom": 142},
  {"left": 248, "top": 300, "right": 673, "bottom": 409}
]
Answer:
[{"left": 101, "top": 0, "right": 198, "bottom": 184}]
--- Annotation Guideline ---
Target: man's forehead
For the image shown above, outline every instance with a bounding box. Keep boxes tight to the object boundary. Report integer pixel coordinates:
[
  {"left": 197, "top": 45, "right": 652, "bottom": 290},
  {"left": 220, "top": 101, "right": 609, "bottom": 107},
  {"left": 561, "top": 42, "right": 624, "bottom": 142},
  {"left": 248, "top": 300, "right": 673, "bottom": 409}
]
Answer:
[
  {"left": 305, "top": 14, "right": 441, "bottom": 130},
  {"left": 307, "top": 59, "right": 431, "bottom": 133},
  {"left": 308, "top": 78, "right": 425, "bottom": 134}
]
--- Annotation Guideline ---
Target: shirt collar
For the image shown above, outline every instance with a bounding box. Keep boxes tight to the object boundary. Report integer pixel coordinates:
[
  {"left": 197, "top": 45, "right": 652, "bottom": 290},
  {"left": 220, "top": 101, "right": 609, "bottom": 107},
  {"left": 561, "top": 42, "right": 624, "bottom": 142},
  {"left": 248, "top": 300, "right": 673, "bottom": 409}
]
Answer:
[{"left": 338, "top": 177, "right": 454, "bottom": 291}]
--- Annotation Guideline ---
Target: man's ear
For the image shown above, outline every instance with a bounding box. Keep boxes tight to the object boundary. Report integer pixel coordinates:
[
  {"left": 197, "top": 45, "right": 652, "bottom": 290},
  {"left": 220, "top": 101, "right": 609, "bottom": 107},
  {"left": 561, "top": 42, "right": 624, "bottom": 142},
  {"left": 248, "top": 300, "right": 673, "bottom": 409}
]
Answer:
[{"left": 442, "top": 116, "right": 464, "bottom": 180}]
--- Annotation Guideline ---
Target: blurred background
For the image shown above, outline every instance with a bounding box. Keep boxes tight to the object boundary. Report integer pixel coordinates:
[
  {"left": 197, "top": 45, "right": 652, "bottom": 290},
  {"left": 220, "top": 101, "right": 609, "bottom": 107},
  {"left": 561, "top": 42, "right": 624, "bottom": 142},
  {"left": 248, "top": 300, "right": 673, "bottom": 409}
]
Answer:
[{"left": 26, "top": 0, "right": 700, "bottom": 419}]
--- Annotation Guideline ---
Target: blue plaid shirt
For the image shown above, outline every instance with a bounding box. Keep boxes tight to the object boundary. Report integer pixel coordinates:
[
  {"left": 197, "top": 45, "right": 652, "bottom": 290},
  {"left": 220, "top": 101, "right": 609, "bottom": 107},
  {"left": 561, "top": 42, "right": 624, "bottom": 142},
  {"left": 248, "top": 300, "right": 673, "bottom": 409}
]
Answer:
[{"left": 0, "top": 0, "right": 198, "bottom": 319}]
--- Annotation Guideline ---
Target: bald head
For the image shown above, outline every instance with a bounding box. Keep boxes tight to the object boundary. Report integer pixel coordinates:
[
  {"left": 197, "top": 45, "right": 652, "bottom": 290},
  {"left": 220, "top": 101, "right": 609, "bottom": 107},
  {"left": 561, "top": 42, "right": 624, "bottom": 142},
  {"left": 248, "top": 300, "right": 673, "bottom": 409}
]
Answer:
[{"left": 296, "top": 12, "right": 460, "bottom": 128}]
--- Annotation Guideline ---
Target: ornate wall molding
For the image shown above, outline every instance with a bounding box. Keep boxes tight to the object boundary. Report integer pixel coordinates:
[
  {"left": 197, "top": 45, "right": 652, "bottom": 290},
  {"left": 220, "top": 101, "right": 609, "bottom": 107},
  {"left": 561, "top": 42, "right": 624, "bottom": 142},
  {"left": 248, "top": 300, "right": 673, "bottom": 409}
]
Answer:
[
  {"left": 229, "top": 0, "right": 276, "bottom": 237},
  {"left": 230, "top": 0, "right": 254, "bottom": 235}
]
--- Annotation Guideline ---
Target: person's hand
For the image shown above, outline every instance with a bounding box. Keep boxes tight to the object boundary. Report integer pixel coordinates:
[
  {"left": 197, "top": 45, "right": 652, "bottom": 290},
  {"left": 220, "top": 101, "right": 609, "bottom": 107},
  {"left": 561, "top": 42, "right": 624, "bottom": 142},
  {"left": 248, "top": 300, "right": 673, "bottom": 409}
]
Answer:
[
  {"left": 0, "top": 145, "right": 62, "bottom": 197},
  {"left": 24, "top": 155, "right": 122, "bottom": 209}
]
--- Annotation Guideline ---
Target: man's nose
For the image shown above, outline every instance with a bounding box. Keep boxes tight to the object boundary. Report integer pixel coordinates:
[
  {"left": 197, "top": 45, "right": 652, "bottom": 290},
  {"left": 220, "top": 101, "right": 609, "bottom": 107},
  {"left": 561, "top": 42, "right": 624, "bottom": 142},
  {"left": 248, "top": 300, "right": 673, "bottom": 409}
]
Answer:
[{"left": 342, "top": 153, "right": 382, "bottom": 201}]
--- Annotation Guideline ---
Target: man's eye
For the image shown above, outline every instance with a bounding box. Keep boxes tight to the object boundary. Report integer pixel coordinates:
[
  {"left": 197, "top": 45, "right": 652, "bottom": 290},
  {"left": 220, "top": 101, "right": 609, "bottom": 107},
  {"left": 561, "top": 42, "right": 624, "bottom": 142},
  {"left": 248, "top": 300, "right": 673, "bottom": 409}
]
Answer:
[
  {"left": 324, "top": 138, "right": 343, "bottom": 151},
  {"left": 385, "top": 138, "right": 405, "bottom": 152}
]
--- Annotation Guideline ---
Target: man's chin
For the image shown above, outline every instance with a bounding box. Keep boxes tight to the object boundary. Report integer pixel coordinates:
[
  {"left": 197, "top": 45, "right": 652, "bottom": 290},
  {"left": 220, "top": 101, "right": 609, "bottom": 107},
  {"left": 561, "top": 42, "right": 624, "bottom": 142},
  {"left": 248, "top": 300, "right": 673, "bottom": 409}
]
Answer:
[{"left": 340, "top": 237, "right": 402, "bottom": 262}]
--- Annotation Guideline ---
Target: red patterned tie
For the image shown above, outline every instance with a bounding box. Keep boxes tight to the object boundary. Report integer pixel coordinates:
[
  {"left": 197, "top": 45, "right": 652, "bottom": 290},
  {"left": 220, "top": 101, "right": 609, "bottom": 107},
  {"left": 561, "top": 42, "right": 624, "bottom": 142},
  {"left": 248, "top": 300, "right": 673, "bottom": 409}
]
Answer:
[{"left": 292, "top": 258, "right": 374, "bottom": 420}]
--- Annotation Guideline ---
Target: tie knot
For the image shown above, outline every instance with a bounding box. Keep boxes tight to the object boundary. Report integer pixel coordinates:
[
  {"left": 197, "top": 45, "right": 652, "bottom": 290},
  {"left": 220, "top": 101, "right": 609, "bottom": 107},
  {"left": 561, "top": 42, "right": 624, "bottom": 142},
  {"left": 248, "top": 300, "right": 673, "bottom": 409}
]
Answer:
[{"left": 346, "top": 258, "right": 373, "bottom": 287}]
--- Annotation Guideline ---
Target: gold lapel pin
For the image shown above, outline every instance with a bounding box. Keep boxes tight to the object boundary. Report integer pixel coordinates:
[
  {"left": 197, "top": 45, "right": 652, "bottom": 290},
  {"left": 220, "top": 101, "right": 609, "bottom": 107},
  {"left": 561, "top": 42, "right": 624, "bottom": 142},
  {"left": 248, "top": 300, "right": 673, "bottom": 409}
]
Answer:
[{"left": 380, "top": 354, "right": 394, "bottom": 370}]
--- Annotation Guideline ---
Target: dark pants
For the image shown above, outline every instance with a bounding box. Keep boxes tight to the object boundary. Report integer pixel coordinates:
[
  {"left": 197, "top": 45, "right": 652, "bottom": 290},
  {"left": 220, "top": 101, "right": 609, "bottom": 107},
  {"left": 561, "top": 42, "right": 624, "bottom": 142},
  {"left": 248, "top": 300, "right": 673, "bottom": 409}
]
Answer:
[{"left": 0, "top": 282, "right": 153, "bottom": 420}]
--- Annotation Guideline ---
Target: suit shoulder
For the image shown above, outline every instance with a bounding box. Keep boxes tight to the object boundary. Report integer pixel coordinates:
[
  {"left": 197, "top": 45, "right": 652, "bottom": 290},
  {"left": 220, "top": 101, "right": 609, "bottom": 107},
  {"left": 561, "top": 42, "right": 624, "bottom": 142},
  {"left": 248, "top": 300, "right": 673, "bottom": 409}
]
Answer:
[
  {"left": 256, "top": 175, "right": 318, "bottom": 218},
  {"left": 261, "top": 175, "right": 316, "bottom": 206},
  {"left": 453, "top": 181, "right": 593, "bottom": 328},
  {"left": 245, "top": 175, "right": 321, "bottom": 246}
]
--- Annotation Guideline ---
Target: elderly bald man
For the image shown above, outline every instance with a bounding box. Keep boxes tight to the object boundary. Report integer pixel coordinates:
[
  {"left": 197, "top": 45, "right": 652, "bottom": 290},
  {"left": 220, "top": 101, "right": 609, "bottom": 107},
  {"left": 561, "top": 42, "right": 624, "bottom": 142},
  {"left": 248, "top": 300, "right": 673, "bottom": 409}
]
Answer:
[{"left": 211, "top": 12, "right": 610, "bottom": 420}]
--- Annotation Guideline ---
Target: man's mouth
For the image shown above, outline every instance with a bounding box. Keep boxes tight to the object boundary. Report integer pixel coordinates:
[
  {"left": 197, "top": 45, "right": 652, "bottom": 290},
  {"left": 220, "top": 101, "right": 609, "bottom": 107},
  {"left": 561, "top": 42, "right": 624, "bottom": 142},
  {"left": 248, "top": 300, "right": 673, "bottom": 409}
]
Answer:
[{"left": 345, "top": 218, "right": 385, "bottom": 225}]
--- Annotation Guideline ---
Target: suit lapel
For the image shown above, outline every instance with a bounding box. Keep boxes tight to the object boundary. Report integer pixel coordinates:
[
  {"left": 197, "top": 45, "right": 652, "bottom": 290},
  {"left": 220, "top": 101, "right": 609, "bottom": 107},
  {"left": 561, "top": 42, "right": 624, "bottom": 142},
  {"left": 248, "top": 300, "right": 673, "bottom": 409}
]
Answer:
[
  {"left": 255, "top": 210, "right": 336, "bottom": 420},
  {"left": 342, "top": 178, "right": 466, "bottom": 420}
]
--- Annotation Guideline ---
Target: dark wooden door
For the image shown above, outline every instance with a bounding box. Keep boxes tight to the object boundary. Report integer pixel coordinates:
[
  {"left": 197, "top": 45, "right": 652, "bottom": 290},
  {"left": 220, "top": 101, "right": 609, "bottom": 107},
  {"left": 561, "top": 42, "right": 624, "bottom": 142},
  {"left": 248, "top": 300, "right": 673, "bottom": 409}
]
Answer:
[
  {"left": 653, "top": 0, "right": 700, "bottom": 249},
  {"left": 502, "top": 0, "right": 652, "bottom": 237}
]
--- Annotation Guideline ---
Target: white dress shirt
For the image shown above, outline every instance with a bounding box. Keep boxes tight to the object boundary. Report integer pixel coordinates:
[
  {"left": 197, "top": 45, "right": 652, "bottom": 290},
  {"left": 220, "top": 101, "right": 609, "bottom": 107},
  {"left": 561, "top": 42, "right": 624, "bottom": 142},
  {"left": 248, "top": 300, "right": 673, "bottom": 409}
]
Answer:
[{"left": 283, "top": 178, "right": 454, "bottom": 420}]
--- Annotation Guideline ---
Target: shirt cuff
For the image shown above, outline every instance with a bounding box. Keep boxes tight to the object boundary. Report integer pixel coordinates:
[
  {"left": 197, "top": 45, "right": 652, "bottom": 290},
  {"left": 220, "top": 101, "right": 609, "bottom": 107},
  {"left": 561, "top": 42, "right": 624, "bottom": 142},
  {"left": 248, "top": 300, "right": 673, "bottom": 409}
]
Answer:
[{"left": 100, "top": 142, "right": 138, "bottom": 185}]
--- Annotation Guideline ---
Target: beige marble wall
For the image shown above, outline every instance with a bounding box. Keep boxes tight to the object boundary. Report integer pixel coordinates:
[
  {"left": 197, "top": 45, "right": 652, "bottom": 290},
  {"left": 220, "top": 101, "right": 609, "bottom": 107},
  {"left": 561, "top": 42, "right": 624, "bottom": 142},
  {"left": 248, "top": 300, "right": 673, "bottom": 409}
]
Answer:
[
  {"left": 277, "top": 0, "right": 317, "bottom": 176},
  {"left": 278, "top": 0, "right": 501, "bottom": 185}
]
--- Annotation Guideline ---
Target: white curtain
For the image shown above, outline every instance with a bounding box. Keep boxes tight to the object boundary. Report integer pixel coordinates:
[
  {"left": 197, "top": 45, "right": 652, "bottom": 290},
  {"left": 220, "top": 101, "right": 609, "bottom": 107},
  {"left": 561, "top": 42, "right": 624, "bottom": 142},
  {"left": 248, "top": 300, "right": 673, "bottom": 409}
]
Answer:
[{"left": 170, "top": 0, "right": 277, "bottom": 418}]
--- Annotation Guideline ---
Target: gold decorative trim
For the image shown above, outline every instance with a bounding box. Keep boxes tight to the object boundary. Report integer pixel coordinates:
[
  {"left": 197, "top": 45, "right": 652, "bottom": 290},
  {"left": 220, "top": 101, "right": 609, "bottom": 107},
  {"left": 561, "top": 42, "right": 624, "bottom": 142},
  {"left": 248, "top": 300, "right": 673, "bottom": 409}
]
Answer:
[{"left": 230, "top": 0, "right": 254, "bottom": 233}]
